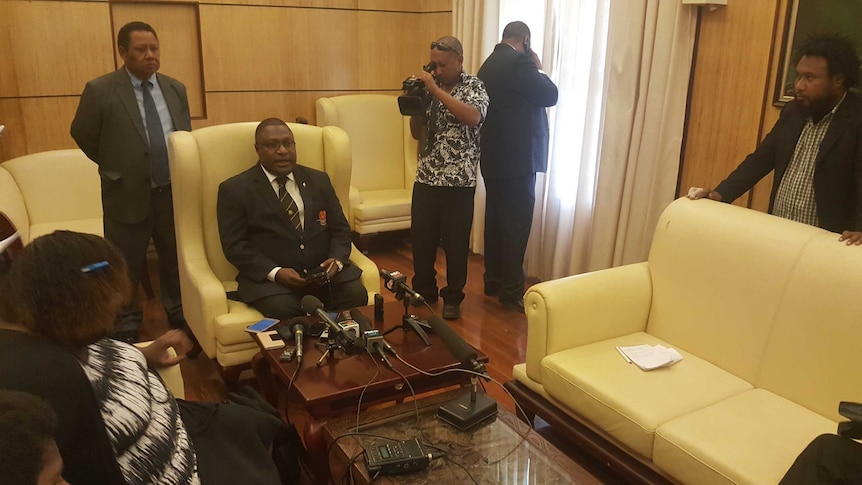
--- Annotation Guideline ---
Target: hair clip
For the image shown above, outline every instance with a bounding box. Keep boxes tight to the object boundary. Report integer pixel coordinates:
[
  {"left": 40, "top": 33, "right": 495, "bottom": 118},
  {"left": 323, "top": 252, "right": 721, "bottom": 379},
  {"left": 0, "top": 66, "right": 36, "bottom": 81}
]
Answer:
[{"left": 81, "top": 261, "right": 110, "bottom": 273}]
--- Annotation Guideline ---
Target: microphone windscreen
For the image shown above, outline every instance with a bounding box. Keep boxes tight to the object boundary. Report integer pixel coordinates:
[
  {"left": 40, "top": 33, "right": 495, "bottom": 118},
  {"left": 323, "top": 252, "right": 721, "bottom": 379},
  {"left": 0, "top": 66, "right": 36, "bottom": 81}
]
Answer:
[
  {"left": 426, "top": 315, "right": 477, "bottom": 367},
  {"left": 276, "top": 326, "right": 293, "bottom": 340},
  {"left": 349, "top": 308, "right": 373, "bottom": 333},
  {"left": 301, "top": 295, "right": 324, "bottom": 314},
  {"left": 288, "top": 316, "right": 308, "bottom": 330}
]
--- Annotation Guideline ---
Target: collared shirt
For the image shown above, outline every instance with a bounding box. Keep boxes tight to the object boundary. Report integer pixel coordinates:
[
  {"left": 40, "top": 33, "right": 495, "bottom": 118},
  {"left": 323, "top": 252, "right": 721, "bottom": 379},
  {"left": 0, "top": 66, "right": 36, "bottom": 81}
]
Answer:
[
  {"left": 773, "top": 94, "right": 846, "bottom": 226},
  {"left": 416, "top": 72, "right": 489, "bottom": 187},
  {"left": 261, "top": 164, "right": 306, "bottom": 282},
  {"left": 125, "top": 69, "right": 175, "bottom": 146},
  {"left": 260, "top": 164, "right": 305, "bottom": 229}
]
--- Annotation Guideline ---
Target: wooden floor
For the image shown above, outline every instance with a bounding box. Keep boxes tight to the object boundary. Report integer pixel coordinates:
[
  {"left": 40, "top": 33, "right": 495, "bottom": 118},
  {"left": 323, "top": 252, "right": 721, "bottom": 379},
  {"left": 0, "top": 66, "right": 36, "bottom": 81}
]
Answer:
[{"left": 139, "top": 231, "right": 618, "bottom": 483}]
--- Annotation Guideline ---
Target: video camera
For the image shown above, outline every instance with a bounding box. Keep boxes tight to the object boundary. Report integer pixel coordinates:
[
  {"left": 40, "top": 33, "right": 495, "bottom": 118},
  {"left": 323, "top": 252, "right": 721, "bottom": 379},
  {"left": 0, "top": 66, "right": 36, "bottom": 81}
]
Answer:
[{"left": 398, "top": 62, "right": 436, "bottom": 117}]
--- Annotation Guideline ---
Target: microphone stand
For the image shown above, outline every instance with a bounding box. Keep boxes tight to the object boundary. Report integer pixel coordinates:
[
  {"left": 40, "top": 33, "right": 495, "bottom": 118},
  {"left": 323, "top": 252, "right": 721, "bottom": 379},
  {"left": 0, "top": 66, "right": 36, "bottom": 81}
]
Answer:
[
  {"left": 386, "top": 286, "right": 432, "bottom": 346},
  {"left": 315, "top": 328, "right": 361, "bottom": 366},
  {"left": 437, "top": 367, "right": 498, "bottom": 430}
]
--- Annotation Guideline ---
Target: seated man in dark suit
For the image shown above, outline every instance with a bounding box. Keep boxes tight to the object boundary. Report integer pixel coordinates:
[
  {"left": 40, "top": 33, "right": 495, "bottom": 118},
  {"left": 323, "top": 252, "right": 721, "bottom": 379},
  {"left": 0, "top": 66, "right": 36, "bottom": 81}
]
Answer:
[{"left": 217, "top": 118, "right": 367, "bottom": 318}]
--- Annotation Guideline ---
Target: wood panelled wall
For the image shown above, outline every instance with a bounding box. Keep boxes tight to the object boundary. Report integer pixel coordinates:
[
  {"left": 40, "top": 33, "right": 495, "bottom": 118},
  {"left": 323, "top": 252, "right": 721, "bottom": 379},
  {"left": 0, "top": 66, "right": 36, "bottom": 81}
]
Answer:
[
  {"left": 0, "top": 0, "right": 451, "bottom": 162},
  {"left": 680, "top": 0, "right": 790, "bottom": 213}
]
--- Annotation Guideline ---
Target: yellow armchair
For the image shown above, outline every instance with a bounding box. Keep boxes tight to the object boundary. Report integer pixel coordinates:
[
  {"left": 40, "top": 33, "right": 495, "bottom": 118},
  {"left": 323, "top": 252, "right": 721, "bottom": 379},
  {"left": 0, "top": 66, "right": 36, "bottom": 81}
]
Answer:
[
  {"left": 0, "top": 149, "right": 103, "bottom": 244},
  {"left": 168, "top": 122, "right": 380, "bottom": 372},
  {"left": 316, "top": 94, "right": 417, "bottom": 234}
]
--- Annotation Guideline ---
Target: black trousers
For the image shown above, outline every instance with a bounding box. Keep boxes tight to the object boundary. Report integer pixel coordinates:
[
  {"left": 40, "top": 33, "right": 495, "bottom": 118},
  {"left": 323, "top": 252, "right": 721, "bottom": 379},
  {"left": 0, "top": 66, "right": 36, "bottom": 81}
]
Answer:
[
  {"left": 779, "top": 434, "right": 862, "bottom": 484},
  {"left": 483, "top": 174, "right": 536, "bottom": 302},
  {"left": 251, "top": 278, "right": 368, "bottom": 320},
  {"left": 410, "top": 182, "right": 475, "bottom": 305},
  {"left": 104, "top": 186, "right": 183, "bottom": 334}
]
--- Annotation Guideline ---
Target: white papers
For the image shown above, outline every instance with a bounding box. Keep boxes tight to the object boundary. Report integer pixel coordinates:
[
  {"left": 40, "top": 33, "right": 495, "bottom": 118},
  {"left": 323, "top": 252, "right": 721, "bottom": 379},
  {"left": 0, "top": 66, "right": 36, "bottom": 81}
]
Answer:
[{"left": 616, "top": 344, "right": 683, "bottom": 371}]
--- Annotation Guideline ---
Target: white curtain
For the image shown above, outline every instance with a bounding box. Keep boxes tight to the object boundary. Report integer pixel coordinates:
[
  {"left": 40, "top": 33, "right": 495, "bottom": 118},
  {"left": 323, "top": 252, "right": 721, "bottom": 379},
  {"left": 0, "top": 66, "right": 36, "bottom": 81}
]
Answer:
[
  {"left": 454, "top": 0, "right": 697, "bottom": 280},
  {"left": 453, "top": 0, "right": 499, "bottom": 254}
]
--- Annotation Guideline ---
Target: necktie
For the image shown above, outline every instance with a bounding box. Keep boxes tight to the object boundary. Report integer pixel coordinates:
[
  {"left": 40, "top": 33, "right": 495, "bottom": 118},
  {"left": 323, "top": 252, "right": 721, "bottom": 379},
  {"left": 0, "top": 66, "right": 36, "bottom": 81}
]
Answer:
[
  {"left": 142, "top": 81, "right": 170, "bottom": 187},
  {"left": 275, "top": 176, "right": 303, "bottom": 233}
]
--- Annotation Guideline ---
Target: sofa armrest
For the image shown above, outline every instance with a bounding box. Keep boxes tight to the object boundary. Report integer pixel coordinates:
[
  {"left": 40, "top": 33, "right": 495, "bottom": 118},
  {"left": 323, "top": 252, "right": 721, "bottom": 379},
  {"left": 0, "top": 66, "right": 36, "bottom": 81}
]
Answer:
[
  {"left": 135, "top": 342, "right": 185, "bottom": 400},
  {"left": 178, "top": 257, "right": 229, "bottom": 359},
  {"left": 524, "top": 262, "right": 653, "bottom": 382},
  {"left": 350, "top": 243, "right": 380, "bottom": 300}
]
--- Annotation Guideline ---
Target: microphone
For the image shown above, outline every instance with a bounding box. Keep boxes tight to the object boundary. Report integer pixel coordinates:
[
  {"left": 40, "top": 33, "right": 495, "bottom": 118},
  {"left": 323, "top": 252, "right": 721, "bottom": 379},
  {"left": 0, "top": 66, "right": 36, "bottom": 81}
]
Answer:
[
  {"left": 350, "top": 307, "right": 395, "bottom": 367},
  {"left": 380, "top": 269, "right": 423, "bottom": 302},
  {"left": 301, "top": 295, "right": 342, "bottom": 336},
  {"left": 287, "top": 316, "right": 306, "bottom": 365},
  {"left": 428, "top": 315, "right": 498, "bottom": 430},
  {"left": 354, "top": 308, "right": 397, "bottom": 356},
  {"left": 426, "top": 315, "right": 485, "bottom": 375},
  {"left": 350, "top": 307, "right": 374, "bottom": 334}
]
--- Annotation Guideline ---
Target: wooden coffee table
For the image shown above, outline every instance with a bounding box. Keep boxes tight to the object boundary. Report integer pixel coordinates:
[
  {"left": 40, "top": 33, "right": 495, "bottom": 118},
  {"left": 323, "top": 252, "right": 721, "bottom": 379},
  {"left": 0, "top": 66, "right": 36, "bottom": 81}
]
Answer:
[
  {"left": 252, "top": 301, "right": 488, "bottom": 482},
  {"left": 323, "top": 388, "right": 602, "bottom": 484}
]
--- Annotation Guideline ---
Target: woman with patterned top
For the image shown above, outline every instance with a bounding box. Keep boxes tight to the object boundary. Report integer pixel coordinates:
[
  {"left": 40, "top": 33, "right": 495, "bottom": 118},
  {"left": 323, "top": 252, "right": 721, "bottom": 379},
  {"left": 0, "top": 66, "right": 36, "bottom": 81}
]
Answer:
[
  {"left": 0, "top": 231, "right": 288, "bottom": 485},
  {"left": 408, "top": 36, "right": 489, "bottom": 320}
]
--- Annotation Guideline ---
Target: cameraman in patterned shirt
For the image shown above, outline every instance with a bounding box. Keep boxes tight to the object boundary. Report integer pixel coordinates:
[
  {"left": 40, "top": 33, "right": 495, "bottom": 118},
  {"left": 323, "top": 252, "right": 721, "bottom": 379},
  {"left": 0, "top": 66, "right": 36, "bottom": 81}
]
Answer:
[{"left": 409, "top": 36, "right": 489, "bottom": 319}]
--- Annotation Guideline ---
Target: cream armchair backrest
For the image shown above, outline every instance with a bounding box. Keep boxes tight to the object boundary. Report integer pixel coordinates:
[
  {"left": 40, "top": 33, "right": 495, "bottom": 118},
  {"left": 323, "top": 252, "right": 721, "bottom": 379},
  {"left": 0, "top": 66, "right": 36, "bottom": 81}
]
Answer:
[
  {"left": 316, "top": 94, "right": 417, "bottom": 234},
  {"left": 0, "top": 149, "right": 103, "bottom": 244},
  {"left": 168, "top": 122, "right": 380, "bottom": 371}
]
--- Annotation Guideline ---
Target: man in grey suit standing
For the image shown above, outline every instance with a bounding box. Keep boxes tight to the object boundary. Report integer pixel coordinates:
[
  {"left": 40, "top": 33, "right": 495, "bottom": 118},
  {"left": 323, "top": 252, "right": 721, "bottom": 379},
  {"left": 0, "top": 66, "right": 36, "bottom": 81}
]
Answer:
[
  {"left": 478, "top": 21, "right": 558, "bottom": 312},
  {"left": 71, "top": 21, "right": 192, "bottom": 342}
]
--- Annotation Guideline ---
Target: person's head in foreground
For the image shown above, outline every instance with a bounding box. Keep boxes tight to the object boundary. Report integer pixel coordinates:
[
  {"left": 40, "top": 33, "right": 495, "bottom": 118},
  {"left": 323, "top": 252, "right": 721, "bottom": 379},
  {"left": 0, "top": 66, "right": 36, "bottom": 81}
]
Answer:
[{"left": 0, "top": 390, "right": 69, "bottom": 485}]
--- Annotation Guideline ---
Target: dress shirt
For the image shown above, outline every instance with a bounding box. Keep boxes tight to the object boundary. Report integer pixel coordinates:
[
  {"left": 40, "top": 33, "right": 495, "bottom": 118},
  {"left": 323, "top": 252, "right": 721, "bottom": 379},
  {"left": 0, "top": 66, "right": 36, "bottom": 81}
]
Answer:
[
  {"left": 773, "top": 93, "right": 846, "bottom": 226},
  {"left": 261, "top": 165, "right": 305, "bottom": 281}
]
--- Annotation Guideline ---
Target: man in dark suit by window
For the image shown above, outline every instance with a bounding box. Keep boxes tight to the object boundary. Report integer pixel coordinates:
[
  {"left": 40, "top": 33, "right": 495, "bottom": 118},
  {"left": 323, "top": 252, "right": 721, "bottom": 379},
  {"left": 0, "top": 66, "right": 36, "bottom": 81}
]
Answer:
[
  {"left": 216, "top": 118, "right": 367, "bottom": 319},
  {"left": 71, "top": 21, "right": 192, "bottom": 342},
  {"left": 478, "top": 21, "right": 558, "bottom": 312}
]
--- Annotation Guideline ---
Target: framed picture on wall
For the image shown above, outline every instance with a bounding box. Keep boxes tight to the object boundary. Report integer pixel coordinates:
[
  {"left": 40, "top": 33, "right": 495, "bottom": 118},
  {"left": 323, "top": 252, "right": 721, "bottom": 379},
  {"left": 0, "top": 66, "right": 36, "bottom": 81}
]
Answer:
[{"left": 774, "top": 0, "right": 862, "bottom": 106}]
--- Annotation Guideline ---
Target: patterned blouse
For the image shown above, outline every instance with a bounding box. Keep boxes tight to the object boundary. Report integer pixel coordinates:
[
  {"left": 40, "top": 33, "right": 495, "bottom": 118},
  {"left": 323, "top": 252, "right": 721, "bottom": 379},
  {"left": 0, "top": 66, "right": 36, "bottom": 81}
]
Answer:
[
  {"left": 416, "top": 72, "right": 489, "bottom": 188},
  {"left": 80, "top": 338, "right": 199, "bottom": 485}
]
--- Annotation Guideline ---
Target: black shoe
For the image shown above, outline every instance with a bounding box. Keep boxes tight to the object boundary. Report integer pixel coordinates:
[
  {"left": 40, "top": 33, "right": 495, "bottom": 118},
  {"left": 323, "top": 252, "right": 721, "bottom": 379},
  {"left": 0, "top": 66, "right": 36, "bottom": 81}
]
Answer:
[
  {"left": 500, "top": 298, "right": 525, "bottom": 313},
  {"left": 484, "top": 283, "right": 500, "bottom": 297},
  {"left": 442, "top": 303, "right": 461, "bottom": 320}
]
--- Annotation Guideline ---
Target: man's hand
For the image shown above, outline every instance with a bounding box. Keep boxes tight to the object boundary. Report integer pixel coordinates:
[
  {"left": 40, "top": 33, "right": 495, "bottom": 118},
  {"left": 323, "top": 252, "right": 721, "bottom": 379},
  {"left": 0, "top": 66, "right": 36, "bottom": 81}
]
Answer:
[
  {"left": 139, "top": 329, "right": 192, "bottom": 368},
  {"left": 839, "top": 231, "right": 862, "bottom": 245},
  {"left": 275, "top": 267, "right": 307, "bottom": 288},
  {"left": 414, "top": 71, "right": 440, "bottom": 97},
  {"left": 320, "top": 258, "right": 340, "bottom": 279},
  {"left": 687, "top": 187, "right": 723, "bottom": 201},
  {"left": 529, "top": 50, "right": 543, "bottom": 70}
]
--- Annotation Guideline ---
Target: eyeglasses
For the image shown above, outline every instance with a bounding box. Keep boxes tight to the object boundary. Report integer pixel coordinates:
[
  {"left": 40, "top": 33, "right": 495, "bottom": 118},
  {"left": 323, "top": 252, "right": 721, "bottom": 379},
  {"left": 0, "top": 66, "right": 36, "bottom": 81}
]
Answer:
[
  {"left": 431, "top": 41, "right": 461, "bottom": 55},
  {"left": 258, "top": 141, "right": 296, "bottom": 151}
]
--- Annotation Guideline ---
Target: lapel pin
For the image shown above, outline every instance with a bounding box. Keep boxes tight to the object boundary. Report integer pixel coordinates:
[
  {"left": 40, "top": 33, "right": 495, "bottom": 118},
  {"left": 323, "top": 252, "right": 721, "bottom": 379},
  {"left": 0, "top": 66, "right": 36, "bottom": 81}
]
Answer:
[{"left": 318, "top": 210, "right": 327, "bottom": 226}]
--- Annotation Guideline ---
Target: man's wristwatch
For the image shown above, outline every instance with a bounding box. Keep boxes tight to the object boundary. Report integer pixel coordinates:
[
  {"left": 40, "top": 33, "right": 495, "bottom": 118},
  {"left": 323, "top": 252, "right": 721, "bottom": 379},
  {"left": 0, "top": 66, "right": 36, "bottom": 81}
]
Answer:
[{"left": 334, "top": 260, "right": 344, "bottom": 272}]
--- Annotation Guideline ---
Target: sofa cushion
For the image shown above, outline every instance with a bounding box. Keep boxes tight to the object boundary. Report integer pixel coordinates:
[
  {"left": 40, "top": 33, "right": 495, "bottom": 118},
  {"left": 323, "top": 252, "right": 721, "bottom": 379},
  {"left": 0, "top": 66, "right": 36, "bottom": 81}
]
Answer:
[
  {"left": 646, "top": 201, "right": 823, "bottom": 383},
  {"left": 654, "top": 389, "right": 836, "bottom": 485},
  {"left": 354, "top": 189, "right": 412, "bottom": 221},
  {"left": 29, "top": 218, "right": 103, "bottom": 240},
  {"left": 541, "top": 331, "right": 752, "bottom": 458},
  {"left": 757, "top": 233, "right": 862, "bottom": 421}
]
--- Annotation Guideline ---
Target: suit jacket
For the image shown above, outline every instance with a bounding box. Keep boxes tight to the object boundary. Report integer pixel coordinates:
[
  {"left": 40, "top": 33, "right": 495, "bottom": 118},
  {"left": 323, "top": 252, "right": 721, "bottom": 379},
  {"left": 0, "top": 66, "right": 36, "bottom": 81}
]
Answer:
[
  {"left": 71, "top": 69, "right": 191, "bottom": 224},
  {"left": 715, "top": 91, "right": 862, "bottom": 233},
  {"left": 478, "top": 43, "right": 558, "bottom": 179},
  {"left": 217, "top": 164, "right": 361, "bottom": 302}
]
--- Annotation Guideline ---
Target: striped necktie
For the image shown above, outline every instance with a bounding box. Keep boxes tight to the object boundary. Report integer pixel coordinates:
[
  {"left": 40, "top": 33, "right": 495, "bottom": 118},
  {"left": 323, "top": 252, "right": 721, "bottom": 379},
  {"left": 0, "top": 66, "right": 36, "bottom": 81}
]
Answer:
[{"left": 275, "top": 175, "right": 302, "bottom": 233}]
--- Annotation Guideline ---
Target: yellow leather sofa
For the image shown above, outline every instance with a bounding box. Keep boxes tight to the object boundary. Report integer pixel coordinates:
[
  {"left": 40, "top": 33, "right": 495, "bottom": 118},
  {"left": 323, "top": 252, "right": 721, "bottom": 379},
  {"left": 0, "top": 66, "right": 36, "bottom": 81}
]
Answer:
[
  {"left": 0, "top": 149, "right": 184, "bottom": 398},
  {"left": 168, "top": 122, "right": 381, "bottom": 372},
  {"left": 510, "top": 198, "right": 862, "bottom": 485},
  {"left": 316, "top": 94, "right": 417, "bottom": 234},
  {"left": 0, "top": 149, "right": 103, "bottom": 243}
]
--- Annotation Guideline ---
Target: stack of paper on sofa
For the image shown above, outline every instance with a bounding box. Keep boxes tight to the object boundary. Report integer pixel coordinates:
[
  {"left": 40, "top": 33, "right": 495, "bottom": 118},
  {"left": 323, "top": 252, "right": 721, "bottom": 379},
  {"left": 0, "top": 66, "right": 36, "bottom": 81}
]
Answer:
[{"left": 509, "top": 198, "right": 862, "bottom": 485}]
